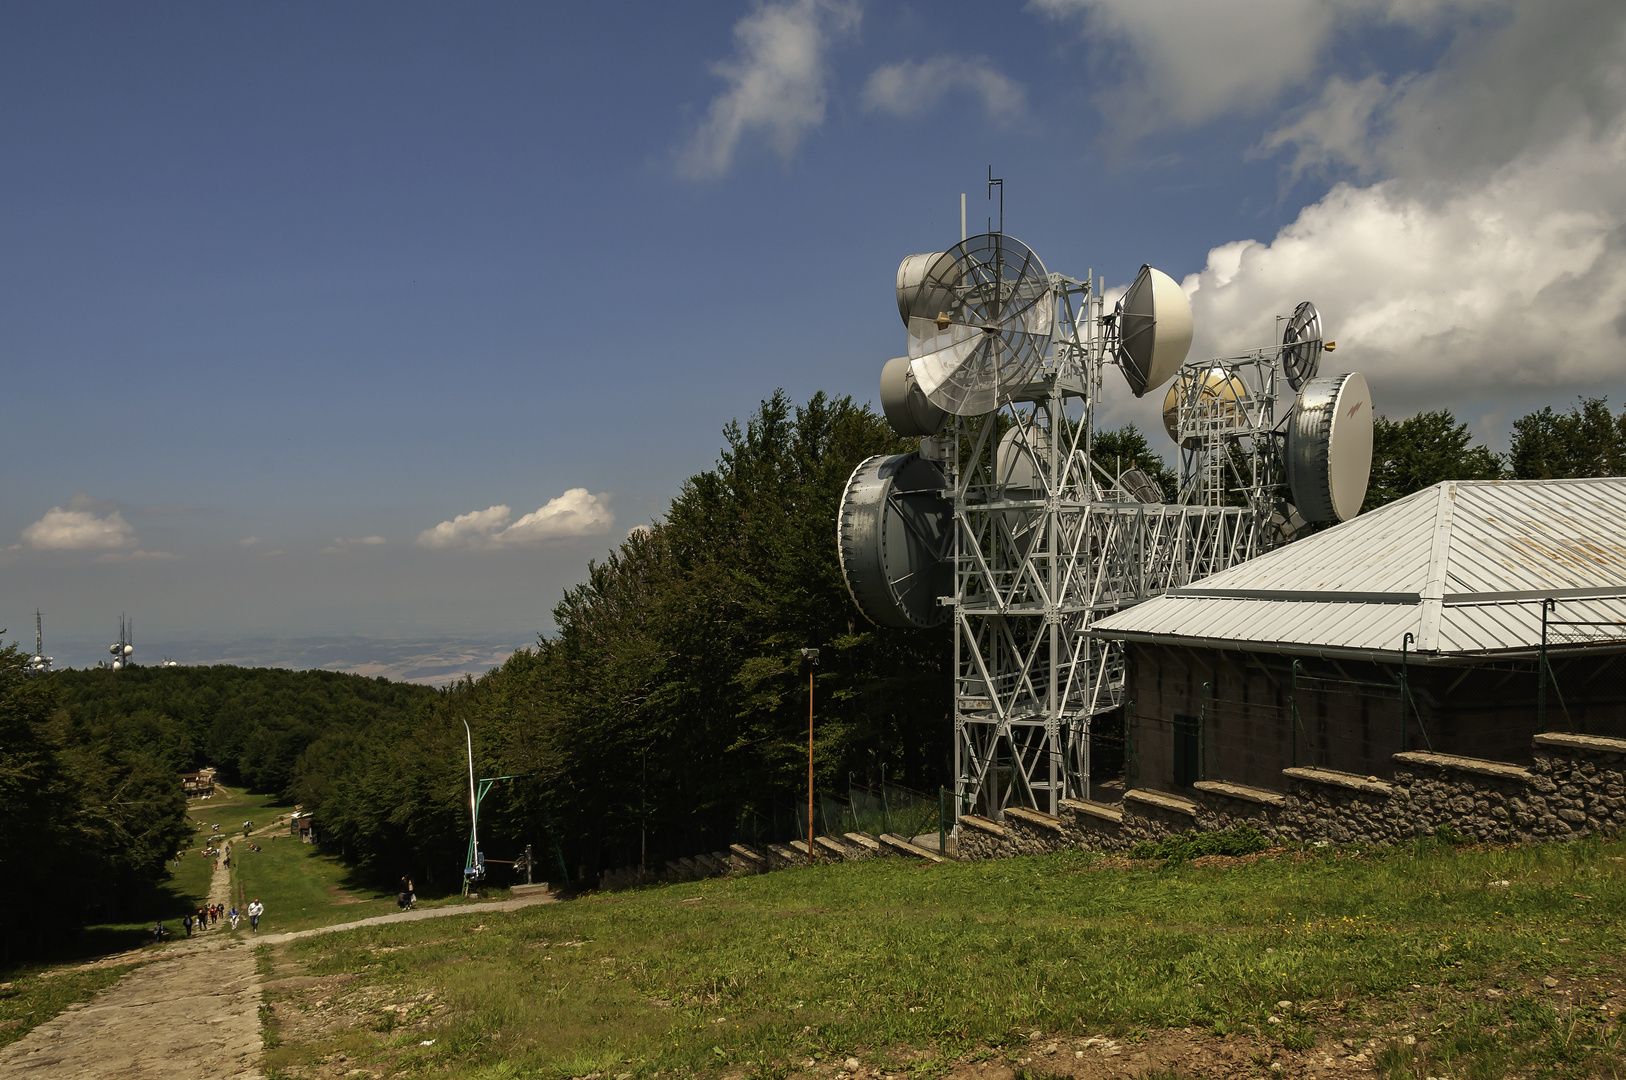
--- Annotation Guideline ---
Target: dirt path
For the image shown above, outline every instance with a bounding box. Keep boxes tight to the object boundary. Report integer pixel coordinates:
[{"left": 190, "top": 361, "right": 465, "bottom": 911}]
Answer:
[
  {"left": 0, "top": 862, "right": 260, "bottom": 1080},
  {"left": 0, "top": 864, "right": 556, "bottom": 1079}
]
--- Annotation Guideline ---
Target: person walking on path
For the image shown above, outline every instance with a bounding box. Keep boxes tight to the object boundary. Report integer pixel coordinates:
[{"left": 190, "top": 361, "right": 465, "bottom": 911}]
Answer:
[
  {"left": 248, "top": 898, "right": 263, "bottom": 933},
  {"left": 182, "top": 914, "right": 193, "bottom": 937},
  {"left": 229, "top": 906, "right": 240, "bottom": 930}
]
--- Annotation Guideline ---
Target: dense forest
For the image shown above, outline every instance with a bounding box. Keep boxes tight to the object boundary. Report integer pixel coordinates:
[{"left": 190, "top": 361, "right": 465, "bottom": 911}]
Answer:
[
  {"left": 0, "top": 658, "right": 435, "bottom": 957},
  {"left": 292, "top": 392, "right": 948, "bottom": 888},
  {"left": 48, "top": 664, "right": 435, "bottom": 791},
  {"left": 11, "top": 390, "right": 1621, "bottom": 924}
]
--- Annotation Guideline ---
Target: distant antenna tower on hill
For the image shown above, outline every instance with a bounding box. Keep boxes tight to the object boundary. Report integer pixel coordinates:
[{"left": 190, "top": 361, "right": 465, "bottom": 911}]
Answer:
[
  {"left": 98, "top": 614, "right": 136, "bottom": 671},
  {"left": 25, "top": 610, "right": 54, "bottom": 675}
]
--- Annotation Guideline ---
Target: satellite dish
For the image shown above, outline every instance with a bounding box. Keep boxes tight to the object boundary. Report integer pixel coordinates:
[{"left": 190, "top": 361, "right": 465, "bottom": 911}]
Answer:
[
  {"left": 1161, "top": 368, "right": 1250, "bottom": 446},
  {"left": 110, "top": 643, "right": 121, "bottom": 655},
  {"left": 112, "top": 660, "right": 123, "bottom": 670},
  {"left": 996, "top": 424, "right": 1050, "bottom": 493},
  {"left": 904, "top": 234, "right": 1053, "bottom": 416},
  {"left": 1287, "top": 372, "right": 1373, "bottom": 523},
  {"left": 123, "top": 644, "right": 134, "bottom": 656},
  {"left": 879, "top": 356, "right": 948, "bottom": 437},
  {"left": 1115, "top": 265, "right": 1193, "bottom": 397},
  {"left": 994, "top": 426, "right": 1050, "bottom": 555},
  {"left": 1281, "top": 301, "right": 1323, "bottom": 390},
  {"left": 895, "top": 252, "right": 959, "bottom": 326},
  {"left": 1268, "top": 500, "right": 1309, "bottom": 542},
  {"left": 837, "top": 451, "right": 952, "bottom": 628},
  {"left": 1116, "top": 468, "right": 1164, "bottom": 504}
]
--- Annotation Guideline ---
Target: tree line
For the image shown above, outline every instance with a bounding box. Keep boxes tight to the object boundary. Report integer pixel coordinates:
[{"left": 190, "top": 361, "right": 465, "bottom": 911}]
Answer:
[
  {"left": 0, "top": 657, "right": 435, "bottom": 958},
  {"left": 11, "top": 391, "right": 1618, "bottom": 920},
  {"left": 1364, "top": 395, "right": 1626, "bottom": 511}
]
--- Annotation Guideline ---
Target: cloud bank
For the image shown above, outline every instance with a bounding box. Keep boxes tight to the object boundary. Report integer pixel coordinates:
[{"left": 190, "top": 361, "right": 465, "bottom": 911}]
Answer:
[
  {"left": 677, "top": 0, "right": 861, "bottom": 178},
  {"left": 1178, "top": 0, "right": 1626, "bottom": 405},
  {"left": 417, "top": 488, "right": 615, "bottom": 551}
]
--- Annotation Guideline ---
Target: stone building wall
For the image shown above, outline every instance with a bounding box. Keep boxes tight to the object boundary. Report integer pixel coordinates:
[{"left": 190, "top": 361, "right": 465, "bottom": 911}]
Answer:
[{"left": 952, "top": 732, "right": 1626, "bottom": 860}]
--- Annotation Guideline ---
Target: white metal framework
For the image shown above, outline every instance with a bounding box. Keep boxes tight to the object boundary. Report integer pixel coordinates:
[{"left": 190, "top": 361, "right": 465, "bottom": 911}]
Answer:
[{"left": 947, "top": 269, "right": 1297, "bottom": 819}]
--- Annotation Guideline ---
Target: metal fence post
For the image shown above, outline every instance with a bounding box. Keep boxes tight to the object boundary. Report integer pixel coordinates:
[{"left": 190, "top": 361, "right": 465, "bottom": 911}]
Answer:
[
  {"left": 938, "top": 787, "right": 947, "bottom": 855},
  {"left": 1539, "top": 598, "right": 1555, "bottom": 734},
  {"left": 1400, "top": 632, "right": 1413, "bottom": 754},
  {"left": 1290, "top": 660, "right": 1302, "bottom": 767},
  {"left": 880, "top": 763, "right": 890, "bottom": 834},
  {"left": 1199, "top": 681, "right": 1210, "bottom": 783},
  {"left": 1126, "top": 699, "right": 1137, "bottom": 789}
]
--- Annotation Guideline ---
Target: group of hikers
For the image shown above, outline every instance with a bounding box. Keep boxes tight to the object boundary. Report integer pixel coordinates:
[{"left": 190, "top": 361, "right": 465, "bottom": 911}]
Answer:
[{"left": 152, "top": 898, "right": 263, "bottom": 942}]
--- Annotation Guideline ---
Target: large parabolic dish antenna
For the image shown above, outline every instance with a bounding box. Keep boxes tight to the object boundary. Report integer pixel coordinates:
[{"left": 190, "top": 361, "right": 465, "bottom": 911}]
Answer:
[
  {"left": 903, "top": 234, "right": 1053, "bottom": 416},
  {"left": 1287, "top": 371, "right": 1373, "bottom": 523},
  {"left": 837, "top": 451, "right": 953, "bottom": 628},
  {"left": 1281, "top": 301, "right": 1323, "bottom": 391},
  {"left": 1115, "top": 265, "right": 1193, "bottom": 397},
  {"left": 878, "top": 355, "right": 948, "bottom": 437}
]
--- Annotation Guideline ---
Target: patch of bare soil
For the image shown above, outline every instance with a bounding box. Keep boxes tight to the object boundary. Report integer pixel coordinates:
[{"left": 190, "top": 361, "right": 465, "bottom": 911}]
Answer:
[{"left": 262, "top": 965, "right": 447, "bottom": 1078}]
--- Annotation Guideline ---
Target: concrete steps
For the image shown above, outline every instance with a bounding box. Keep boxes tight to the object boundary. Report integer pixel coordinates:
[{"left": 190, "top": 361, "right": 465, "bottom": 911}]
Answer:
[{"left": 592, "top": 828, "right": 954, "bottom": 892}]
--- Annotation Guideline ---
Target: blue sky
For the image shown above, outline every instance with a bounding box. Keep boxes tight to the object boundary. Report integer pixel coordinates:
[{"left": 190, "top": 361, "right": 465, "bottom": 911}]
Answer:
[{"left": 4, "top": 1, "right": 1622, "bottom": 675}]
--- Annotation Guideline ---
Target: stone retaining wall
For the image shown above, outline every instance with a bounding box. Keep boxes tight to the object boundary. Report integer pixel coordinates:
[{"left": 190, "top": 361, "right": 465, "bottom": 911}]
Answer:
[{"left": 953, "top": 733, "right": 1626, "bottom": 859}]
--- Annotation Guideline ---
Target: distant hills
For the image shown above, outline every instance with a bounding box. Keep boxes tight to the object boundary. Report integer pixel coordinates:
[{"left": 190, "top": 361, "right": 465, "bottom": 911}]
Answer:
[{"left": 43, "top": 634, "right": 525, "bottom": 686}]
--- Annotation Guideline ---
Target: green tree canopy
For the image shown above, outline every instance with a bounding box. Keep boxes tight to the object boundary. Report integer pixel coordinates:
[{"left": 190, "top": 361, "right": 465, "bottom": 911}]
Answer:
[
  {"left": 1509, "top": 396, "right": 1626, "bottom": 479},
  {"left": 301, "top": 392, "right": 952, "bottom": 886},
  {"left": 1363, "top": 409, "right": 1503, "bottom": 512},
  {"left": 1092, "top": 423, "right": 1177, "bottom": 501}
]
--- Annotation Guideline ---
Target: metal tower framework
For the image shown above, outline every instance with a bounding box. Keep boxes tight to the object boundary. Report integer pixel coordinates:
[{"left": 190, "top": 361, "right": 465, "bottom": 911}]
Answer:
[{"left": 947, "top": 276, "right": 1296, "bottom": 820}]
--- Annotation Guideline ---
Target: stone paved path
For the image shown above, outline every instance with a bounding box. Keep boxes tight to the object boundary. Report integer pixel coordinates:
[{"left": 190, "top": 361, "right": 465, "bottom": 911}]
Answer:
[{"left": 0, "top": 863, "right": 556, "bottom": 1079}]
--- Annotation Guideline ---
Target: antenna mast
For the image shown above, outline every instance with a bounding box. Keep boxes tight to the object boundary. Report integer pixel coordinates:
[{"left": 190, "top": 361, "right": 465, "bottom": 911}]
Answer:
[{"left": 26, "top": 611, "right": 53, "bottom": 675}]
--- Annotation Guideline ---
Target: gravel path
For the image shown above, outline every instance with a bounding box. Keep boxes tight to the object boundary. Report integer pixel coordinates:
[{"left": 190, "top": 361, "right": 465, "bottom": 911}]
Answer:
[{"left": 0, "top": 862, "right": 556, "bottom": 1079}]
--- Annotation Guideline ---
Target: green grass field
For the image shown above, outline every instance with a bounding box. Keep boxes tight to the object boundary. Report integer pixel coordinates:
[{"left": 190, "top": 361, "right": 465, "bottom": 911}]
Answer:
[
  {"left": 229, "top": 829, "right": 471, "bottom": 935},
  {"left": 261, "top": 837, "right": 1626, "bottom": 1080}
]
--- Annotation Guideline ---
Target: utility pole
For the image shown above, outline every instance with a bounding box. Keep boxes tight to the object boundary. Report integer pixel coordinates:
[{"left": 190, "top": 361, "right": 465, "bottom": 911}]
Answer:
[
  {"left": 802, "top": 648, "right": 820, "bottom": 860},
  {"left": 463, "top": 720, "right": 478, "bottom": 897}
]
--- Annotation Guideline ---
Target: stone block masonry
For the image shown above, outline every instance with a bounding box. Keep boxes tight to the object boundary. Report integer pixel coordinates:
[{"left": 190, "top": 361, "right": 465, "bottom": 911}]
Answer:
[
  {"left": 952, "top": 732, "right": 1626, "bottom": 860},
  {"left": 589, "top": 734, "right": 1624, "bottom": 884}
]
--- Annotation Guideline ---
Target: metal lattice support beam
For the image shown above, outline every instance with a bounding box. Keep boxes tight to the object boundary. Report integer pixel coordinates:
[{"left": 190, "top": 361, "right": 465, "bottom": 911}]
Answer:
[{"left": 949, "top": 279, "right": 1289, "bottom": 821}]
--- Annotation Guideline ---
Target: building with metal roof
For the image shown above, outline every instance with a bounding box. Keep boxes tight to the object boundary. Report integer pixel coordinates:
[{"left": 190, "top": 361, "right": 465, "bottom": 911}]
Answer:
[{"left": 1091, "top": 479, "right": 1626, "bottom": 794}]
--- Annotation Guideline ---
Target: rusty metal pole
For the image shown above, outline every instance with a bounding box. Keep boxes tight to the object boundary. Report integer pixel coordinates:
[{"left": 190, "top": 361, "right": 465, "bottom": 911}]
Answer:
[
  {"left": 802, "top": 648, "right": 820, "bottom": 861},
  {"left": 808, "top": 666, "right": 816, "bottom": 861}
]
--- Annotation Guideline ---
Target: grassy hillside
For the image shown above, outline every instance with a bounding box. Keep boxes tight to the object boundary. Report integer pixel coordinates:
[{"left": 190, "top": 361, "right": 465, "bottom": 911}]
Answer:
[{"left": 258, "top": 837, "right": 1626, "bottom": 1080}]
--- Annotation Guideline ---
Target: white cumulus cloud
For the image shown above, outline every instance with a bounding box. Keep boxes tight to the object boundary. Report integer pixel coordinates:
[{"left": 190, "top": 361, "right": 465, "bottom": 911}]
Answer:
[
  {"left": 1179, "top": 0, "right": 1626, "bottom": 408},
  {"left": 861, "top": 55, "right": 1025, "bottom": 121},
  {"left": 21, "top": 495, "right": 138, "bottom": 550},
  {"left": 677, "top": 0, "right": 861, "bottom": 179},
  {"left": 416, "top": 489, "right": 615, "bottom": 551}
]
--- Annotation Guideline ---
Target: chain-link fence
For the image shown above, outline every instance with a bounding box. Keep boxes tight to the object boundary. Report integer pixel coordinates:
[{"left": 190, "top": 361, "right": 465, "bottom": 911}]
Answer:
[
  {"left": 734, "top": 778, "right": 945, "bottom": 849},
  {"left": 1541, "top": 610, "right": 1626, "bottom": 739}
]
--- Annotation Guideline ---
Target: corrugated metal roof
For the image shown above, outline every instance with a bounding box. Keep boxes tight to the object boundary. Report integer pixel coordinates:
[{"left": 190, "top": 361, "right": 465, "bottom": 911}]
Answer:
[{"left": 1091, "top": 478, "right": 1626, "bottom": 660}]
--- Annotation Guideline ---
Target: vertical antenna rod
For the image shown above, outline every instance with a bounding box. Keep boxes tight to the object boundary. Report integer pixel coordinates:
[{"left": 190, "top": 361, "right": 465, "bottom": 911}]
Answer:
[
  {"left": 960, "top": 192, "right": 966, "bottom": 241},
  {"left": 987, "top": 167, "right": 1003, "bottom": 234}
]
